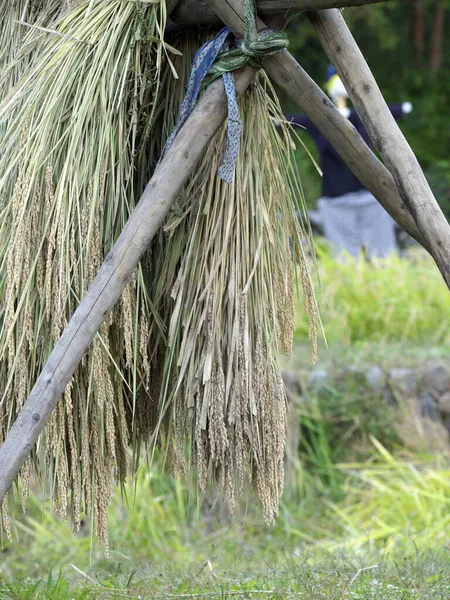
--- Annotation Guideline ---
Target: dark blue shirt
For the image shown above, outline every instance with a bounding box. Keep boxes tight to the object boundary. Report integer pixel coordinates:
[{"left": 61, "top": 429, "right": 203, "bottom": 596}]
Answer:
[{"left": 287, "top": 105, "right": 404, "bottom": 198}]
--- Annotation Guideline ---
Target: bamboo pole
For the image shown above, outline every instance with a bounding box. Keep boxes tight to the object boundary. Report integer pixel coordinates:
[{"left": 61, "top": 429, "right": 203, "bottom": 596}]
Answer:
[
  {"left": 170, "top": 0, "right": 387, "bottom": 27},
  {"left": 206, "top": 0, "right": 427, "bottom": 251},
  {"left": 0, "top": 67, "right": 256, "bottom": 504},
  {"left": 309, "top": 9, "right": 450, "bottom": 287}
]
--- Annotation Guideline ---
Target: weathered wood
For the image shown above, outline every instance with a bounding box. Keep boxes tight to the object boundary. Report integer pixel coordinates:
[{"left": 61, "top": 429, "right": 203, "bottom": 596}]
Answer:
[
  {"left": 310, "top": 9, "right": 450, "bottom": 287},
  {"left": 171, "top": 0, "right": 387, "bottom": 27},
  {"left": 0, "top": 66, "right": 256, "bottom": 504},
  {"left": 207, "top": 0, "right": 426, "bottom": 250}
]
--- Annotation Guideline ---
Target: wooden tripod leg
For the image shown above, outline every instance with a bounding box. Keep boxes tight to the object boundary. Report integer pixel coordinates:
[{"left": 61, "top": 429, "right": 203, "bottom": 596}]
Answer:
[
  {"left": 264, "top": 53, "right": 426, "bottom": 250},
  {"left": 310, "top": 9, "right": 450, "bottom": 286}
]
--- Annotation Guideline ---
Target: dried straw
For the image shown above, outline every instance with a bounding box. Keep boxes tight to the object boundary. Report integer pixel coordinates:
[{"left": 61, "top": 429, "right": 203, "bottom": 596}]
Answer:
[
  {"left": 0, "top": 0, "right": 172, "bottom": 548},
  {"left": 0, "top": 4, "right": 318, "bottom": 543}
]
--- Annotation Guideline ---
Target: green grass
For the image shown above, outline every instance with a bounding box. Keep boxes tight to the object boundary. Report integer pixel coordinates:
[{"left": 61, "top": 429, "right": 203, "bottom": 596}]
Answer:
[
  {"left": 3, "top": 336, "right": 450, "bottom": 596},
  {"left": 1, "top": 550, "right": 450, "bottom": 599},
  {"left": 327, "top": 444, "right": 450, "bottom": 553},
  {"left": 295, "top": 246, "right": 450, "bottom": 346},
  {"left": 2, "top": 410, "right": 450, "bottom": 597}
]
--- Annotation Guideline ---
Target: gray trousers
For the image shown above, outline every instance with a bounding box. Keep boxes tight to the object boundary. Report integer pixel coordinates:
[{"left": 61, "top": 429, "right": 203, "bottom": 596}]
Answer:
[{"left": 317, "top": 190, "right": 397, "bottom": 259}]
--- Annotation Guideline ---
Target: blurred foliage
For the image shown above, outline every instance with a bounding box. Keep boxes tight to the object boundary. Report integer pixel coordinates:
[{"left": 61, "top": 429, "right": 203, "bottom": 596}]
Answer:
[
  {"left": 325, "top": 441, "right": 450, "bottom": 554},
  {"left": 284, "top": 3, "right": 450, "bottom": 217},
  {"left": 295, "top": 245, "right": 450, "bottom": 345}
]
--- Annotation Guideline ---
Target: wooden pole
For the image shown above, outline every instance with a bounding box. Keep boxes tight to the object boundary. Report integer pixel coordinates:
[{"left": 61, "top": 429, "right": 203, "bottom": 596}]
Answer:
[
  {"left": 206, "top": 0, "right": 427, "bottom": 250},
  {"left": 309, "top": 9, "right": 450, "bottom": 287},
  {"left": 170, "top": 0, "right": 387, "bottom": 27},
  {"left": 0, "top": 67, "right": 256, "bottom": 504}
]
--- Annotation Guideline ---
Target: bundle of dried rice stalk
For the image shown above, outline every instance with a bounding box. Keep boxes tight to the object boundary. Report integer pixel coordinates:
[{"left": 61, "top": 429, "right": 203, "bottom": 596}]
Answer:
[
  {"left": 0, "top": 0, "right": 172, "bottom": 547},
  {"left": 0, "top": 1, "right": 62, "bottom": 107},
  {"left": 0, "top": 0, "right": 68, "bottom": 544},
  {"left": 0, "top": 0, "right": 63, "bottom": 288},
  {"left": 0, "top": 3, "right": 318, "bottom": 545},
  {"left": 147, "top": 55, "right": 318, "bottom": 523}
]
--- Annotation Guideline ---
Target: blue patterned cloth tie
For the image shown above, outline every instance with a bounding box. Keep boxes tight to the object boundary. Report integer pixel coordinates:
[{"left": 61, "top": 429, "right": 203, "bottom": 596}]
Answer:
[{"left": 163, "top": 28, "right": 243, "bottom": 184}]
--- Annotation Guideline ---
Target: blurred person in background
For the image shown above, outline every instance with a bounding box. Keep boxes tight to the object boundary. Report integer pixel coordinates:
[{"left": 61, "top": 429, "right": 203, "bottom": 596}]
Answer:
[{"left": 287, "top": 65, "right": 413, "bottom": 259}]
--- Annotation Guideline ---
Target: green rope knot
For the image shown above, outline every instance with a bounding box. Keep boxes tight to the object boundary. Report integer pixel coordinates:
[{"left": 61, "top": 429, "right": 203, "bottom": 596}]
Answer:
[
  {"left": 237, "top": 28, "right": 289, "bottom": 59},
  {"left": 204, "top": 0, "right": 288, "bottom": 86}
]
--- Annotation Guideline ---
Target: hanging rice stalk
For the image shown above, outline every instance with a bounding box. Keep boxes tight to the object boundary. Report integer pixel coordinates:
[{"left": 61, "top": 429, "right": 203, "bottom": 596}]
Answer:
[
  {"left": 0, "top": 1, "right": 62, "bottom": 109},
  {"left": 0, "top": 2, "right": 318, "bottom": 546},
  {"left": 0, "top": 0, "right": 172, "bottom": 547},
  {"left": 150, "top": 74, "right": 318, "bottom": 523}
]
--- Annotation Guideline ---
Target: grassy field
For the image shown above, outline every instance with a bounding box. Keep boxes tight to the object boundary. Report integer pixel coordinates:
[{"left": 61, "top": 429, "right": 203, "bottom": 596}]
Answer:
[
  {"left": 2, "top": 448, "right": 450, "bottom": 599},
  {"left": 2, "top": 376, "right": 450, "bottom": 599},
  {"left": 2, "top": 551, "right": 450, "bottom": 599},
  {"left": 1, "top": 249, "right": 450, "bottom": 599}
]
